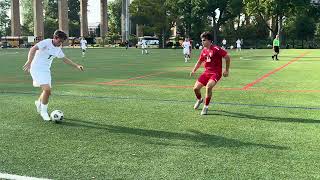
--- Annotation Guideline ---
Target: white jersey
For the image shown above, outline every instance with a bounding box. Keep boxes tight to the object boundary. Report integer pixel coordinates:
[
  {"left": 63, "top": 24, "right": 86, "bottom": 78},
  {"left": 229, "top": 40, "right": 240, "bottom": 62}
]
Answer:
[
  {"left": 30, "top": 39, "right": 64, "bottom": 87},
  {"left": 236, "top": 40, "right": 241, "bottom": 48},
  {"left": 182, "top": 41, "right": 191, "bottom": 55},
  {"left": 141, "top": 40, "right": 147, "bottom": 49},
  {"left": 182, "top": 41, "right": 191, "bottom": 50},
  {"left": 30, "top": 39, "right": 65, "bottom": 72},
  {"left": 80, "top": 39, "right": 87, "bottom": 49},
  {"left": 222, "top": 39, "right": 227, "bottom": 45}
]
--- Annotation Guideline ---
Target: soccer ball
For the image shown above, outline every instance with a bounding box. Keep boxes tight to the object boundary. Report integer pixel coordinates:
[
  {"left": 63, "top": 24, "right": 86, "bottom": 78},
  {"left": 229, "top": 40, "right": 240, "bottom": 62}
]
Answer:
[{"left": 50, "top": 110, "right": 64, "bottom": 122}]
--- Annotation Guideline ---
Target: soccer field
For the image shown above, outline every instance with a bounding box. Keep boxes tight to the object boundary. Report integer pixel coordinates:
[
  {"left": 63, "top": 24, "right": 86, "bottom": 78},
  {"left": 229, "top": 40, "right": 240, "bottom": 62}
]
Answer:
[{"left": 1, "top": 48, "right": 320, "bottom": 179}]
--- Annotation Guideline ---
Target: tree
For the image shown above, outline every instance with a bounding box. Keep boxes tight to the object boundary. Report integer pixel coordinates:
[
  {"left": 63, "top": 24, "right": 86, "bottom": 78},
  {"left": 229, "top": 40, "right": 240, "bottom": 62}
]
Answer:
[
  {"left": 108, "top": 0, "right": 122, "bottom": 35},
  {"left": 20, "top": 0, "right": 33, "bottom": 36},
  {"left": 130, "top": 0, "right": 174, "bottom": 48},
  {"left": 166, "top": 0, "right": 192, "bottom": 37},
  {"left": 0, "top": 0, "right": 10, "bottom": 37},
  {"left": 201, "top": 0, "right": 244, "bottom": 43},
  {"left": 68, "top": 0, "right": 80, "bottom": 37},
  {"left": 21, "top": 0, "right": 80, "bottom": 38},
  {"left": 244, "top": 0, "right": 312, "bottom": 42},
  {"left": 284, "top": 15, "right": 316, "bottom": 48}
]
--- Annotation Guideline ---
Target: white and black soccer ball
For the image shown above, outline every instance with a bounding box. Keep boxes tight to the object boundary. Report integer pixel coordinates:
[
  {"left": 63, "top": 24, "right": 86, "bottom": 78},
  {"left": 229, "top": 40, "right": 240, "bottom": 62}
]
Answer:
[{"left": 50, "top": 110, "right": 64, "bottom": 122}]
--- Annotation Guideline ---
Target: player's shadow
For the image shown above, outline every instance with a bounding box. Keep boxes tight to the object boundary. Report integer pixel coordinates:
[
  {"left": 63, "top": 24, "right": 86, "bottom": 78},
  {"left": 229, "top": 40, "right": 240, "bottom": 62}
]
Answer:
[
  {"left": 206, "top": 110, "right": 320, "bottom": 124},
  {"left": 63, "top": 118, "right": 288, "bottom": 150}
]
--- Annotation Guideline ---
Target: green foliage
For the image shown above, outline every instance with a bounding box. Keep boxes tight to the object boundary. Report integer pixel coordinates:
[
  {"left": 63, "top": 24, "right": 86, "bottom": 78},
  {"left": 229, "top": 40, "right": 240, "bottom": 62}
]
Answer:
[
  {"left": 68, "top": 0, "right": 80, "bottom": 22},
  {"left": 108, "top": 0, "right": 122, "bottom": 35},
  {"left": 68, "top": 0, "right": 80, "bottom": 37},
  {"left": 105, "top": 32, "right": 121, "bottom": 44},
  {"left": 315, "top": 23, "right": 320, "bottom": 41},
  {"left": 0, "top": 0, "right": 10, "bottom": 36},
  {"left": 21, "top": 0, "right": 34, "bottom": 36},
  {"left": 20, "top": 0, "right": 80, "bottom": 38},
  {"left": 130, "top": 0, "right": 174, "bottom": 47}
]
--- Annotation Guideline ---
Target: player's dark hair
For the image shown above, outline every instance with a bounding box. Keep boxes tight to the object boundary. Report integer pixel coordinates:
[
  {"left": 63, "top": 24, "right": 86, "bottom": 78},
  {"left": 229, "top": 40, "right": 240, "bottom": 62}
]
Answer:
[
  {"left": 200, "top": 32, "right": 213, "bottom": 41},
  {"left": 53, "top": 30, "right": 67, "bottom": 40}
]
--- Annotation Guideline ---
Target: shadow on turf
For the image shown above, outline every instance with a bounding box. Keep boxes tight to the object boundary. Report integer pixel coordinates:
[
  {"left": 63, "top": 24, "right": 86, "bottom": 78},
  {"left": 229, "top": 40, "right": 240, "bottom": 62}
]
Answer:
[
  {"left": 62, "top": 118, "right": 288, "bottom": 150},
  {"left": 206, "top": 110, "right": 320, "bottom": 124}
]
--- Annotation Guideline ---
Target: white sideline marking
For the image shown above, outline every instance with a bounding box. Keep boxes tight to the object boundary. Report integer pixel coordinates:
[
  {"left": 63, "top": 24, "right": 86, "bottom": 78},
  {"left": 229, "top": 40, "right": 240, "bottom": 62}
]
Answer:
[{"left": 0, "top": 173, "right": 51, "bottom": 180}]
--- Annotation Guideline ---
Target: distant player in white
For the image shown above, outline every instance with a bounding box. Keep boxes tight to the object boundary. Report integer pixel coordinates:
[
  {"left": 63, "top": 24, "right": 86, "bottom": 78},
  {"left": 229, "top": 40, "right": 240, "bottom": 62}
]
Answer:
[
  {"left": 236, "top": 38, "right": 242, "bottom": 52},
  {"left": 182, "top": 38, "right": 191, "bottom": 62},
  {"left": 23, "top": 30, "right": 84, "bottom": 121},
  {"left": 80, "top": 37, "right": 87, "bottom": 57},
  {"left": 222, "top": 38, "right": 227, "bottom": 50},
  {"left": 141, "top": 40, "right": 148, "bottom": 55}
]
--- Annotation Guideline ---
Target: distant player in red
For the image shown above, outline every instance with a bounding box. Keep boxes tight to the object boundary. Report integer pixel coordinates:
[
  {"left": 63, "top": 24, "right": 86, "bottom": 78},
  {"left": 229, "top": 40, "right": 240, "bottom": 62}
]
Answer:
[{"left": 190, "top": 32, "right": 231, "bottom": 115}]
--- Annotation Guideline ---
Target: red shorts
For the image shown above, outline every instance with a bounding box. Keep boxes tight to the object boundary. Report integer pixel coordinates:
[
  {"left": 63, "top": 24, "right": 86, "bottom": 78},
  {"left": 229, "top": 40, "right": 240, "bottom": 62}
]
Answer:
[{"left": 197, "top": 72, "right": 221, "bottom": 86}]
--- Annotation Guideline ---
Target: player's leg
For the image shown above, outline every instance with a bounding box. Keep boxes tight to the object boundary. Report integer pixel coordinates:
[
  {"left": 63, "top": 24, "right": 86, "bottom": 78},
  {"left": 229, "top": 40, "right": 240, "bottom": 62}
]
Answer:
[
  {"left": 35, "top": 91, "right": 42, "bottom": 114},
  {"left": 201, "top": 79, "right": 218, "bottom": 115},
  {"left": 193, "top": 81, "right": 204, "bottom": 109},
  {"left": 184, "top": 53, "right": 188, "bottom": 62},
  {"left": 39, "top": 84, "right": 51, "bottom": 121},
  {"left": 272, "top": 49, "right": 275, "bottom": 60},
  {"left": 82, "top": 48, "right": 86, "bottom": 57}
]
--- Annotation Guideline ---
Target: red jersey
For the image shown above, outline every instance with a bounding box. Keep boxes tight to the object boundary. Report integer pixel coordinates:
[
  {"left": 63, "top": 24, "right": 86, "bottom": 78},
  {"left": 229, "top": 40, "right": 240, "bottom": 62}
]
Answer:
[{"left": 198, "top": 45, "right": 227, "bottom": 74}]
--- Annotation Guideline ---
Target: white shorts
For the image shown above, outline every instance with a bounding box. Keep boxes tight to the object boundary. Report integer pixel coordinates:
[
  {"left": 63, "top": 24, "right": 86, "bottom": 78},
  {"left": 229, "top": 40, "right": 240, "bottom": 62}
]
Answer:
[
  {"left": 30, "top": 69, "right": 51, "bottom": 87},
  {"left": 183, "top": 49, "right": 190, "bottom": 55},
  {"left": 237, "top": 45, "right": 241, "bottom": 48}
]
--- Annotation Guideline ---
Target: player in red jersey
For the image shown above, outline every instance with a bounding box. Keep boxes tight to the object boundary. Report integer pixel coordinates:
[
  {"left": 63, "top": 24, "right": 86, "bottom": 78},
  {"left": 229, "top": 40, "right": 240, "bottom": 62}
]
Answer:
[{"left": 190, "top": 32, "right": 231, "bottom": 115}]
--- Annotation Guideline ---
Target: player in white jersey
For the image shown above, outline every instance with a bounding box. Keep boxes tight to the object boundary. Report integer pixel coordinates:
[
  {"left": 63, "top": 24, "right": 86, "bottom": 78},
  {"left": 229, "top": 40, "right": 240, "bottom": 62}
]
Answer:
[
  {"left": 236, "top": 38, "right": 242, "bottom": 52},
  {"left": 141, "top": 40, "right": 148, "bottom": 55},
  {"left": 23, "top": 30, "right": 84, "bottom": 121},
  {"left": 80, "top": 37, "right": 87, "bottom": 57},
  {"left": 222, "top": 38, "right": 227, "bottom": 50},
  {"left": 182, "top": 38, "right": 191, "bottom": 62}
]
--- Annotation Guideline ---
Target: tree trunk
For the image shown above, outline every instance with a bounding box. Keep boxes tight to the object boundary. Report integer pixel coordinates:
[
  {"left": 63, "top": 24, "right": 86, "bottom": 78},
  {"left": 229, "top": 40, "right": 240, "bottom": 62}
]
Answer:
[
  {"left": 213, "top": 19, "right": 218, "bottom": 44},
  {"left": 278, "top": 15, "right": 283, "bottom": 47},
  {"left": 162, "top": 28, "right": 165, "bottom": 48}
]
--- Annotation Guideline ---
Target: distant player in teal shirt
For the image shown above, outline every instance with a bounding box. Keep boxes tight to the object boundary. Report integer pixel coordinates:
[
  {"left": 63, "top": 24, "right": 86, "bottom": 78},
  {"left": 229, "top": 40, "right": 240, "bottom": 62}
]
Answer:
[{"left": 272, "top": 34, "right": 280, "bottom": 60}]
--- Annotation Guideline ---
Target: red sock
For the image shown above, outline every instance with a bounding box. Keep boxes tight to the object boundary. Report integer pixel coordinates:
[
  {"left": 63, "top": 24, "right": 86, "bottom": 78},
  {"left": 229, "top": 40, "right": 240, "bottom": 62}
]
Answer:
[
  {"left": 205, "top": 97, "right": 211, "bottom": 106},
  {"left": 194, "top": 90, "right": 201, "bottom": 100}
]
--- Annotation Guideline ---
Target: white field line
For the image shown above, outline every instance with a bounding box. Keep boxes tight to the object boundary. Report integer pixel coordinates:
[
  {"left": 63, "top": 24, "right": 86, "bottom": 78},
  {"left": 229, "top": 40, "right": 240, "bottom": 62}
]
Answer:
[{"left": 0, "top": 172, "right": 51, "bottom": 180}]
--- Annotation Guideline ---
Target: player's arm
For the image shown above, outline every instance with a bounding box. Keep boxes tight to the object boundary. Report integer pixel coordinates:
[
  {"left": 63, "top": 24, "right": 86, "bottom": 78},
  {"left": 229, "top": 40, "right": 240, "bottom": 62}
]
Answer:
[
  {"left": 23, "top": 45, "right": 39, "bottom": 72},
  {"left": 223, "top": 54, "right": 231, "bottom": 77},
  {"left": 62, "top": 57, "right": 84, "bottom": 71},
  {"left": 190, "top": 60, "right": 203, "bottom": 77}
]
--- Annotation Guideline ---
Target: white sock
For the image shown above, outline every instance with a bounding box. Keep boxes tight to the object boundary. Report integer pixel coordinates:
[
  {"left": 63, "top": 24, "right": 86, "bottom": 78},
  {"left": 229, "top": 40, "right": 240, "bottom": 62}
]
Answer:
[
  {"left": 204, "top": 105, "right": 209, "bottom": 108},
  {"left": 41, "top": 103, "right": 48, "bottom": 112}
]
